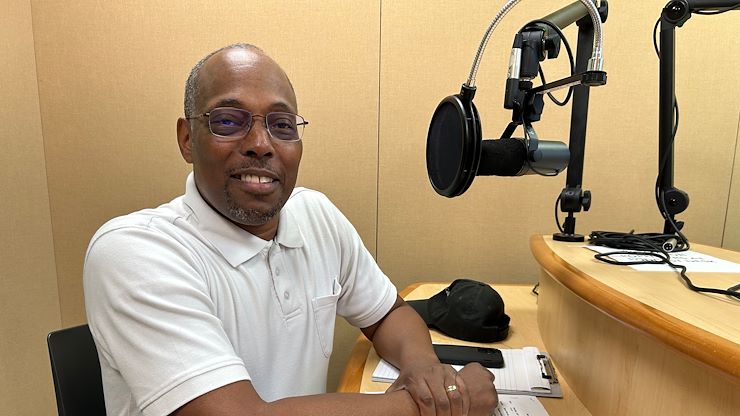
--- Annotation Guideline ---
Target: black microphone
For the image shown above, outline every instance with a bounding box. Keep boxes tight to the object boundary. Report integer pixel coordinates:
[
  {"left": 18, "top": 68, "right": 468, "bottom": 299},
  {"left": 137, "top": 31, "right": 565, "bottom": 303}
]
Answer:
[
  {"left": 478, "top": 137, "right": 570, "bottom": 177},
  {"left": 426, "top": 83, "right": 571, "bottom": 196},
  {"left": 478, "top": 138, "right": 527, "bottom": 176}
]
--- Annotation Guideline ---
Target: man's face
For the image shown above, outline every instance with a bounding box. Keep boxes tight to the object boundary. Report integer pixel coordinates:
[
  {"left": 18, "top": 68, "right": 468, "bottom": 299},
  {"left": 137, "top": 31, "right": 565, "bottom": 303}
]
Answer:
[{"left": 177, "top": 49, "right": 302, "bottom": 239}]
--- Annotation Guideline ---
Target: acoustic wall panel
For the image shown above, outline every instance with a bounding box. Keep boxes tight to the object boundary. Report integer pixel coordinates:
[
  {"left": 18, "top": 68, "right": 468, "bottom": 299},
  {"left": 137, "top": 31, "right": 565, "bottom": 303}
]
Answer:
[
  {"left": 0, "top": 1, "right": 61, "bottom": 415},
  {"left": 376, "top": 0, "right": 740, "bottom": 289}
]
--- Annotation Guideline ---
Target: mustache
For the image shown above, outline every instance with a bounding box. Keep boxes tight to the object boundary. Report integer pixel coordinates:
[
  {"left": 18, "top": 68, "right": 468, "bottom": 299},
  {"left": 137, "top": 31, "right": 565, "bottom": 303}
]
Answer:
[{"left": 227, "top": 161, "right": 278, "bottom": 176}]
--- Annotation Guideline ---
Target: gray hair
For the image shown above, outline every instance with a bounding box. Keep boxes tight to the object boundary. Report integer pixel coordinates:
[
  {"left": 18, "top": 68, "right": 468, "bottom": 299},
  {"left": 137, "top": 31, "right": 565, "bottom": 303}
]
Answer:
[{"left": 183, "top": 43, "right": 263, "bottom": 118}]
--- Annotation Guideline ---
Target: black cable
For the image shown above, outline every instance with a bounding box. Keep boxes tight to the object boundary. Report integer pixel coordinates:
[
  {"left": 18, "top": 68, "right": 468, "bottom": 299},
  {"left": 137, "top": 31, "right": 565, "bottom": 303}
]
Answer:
[
  {"left": 512, "top": 20, "right": 575, "bottom": 178},
  {"left": 590, "top": 230, "right": 684, "bottom": 252},
  {"left": 523, "top": 19, "right": 576, "bottom": 107},
  {"left": 694, "top": 4, "right": 740, "bottom": 15},
  {"left": 586, "top": 10, "right": 740, "bottom": 301},
  {"left": 589, "top": 231, "right": 740, "bottom": 300},
  {"left": 652, "top": 16, "right": 690, "bottom": 249},
  {"left": 593, "top": 250, "right": 740, "bottom": 299},
  {"left": 554, "top": 194, "right": 564, "bottom": 233},
  {"left": 652, "top": 18, "right": 661, "bottom": 58}
]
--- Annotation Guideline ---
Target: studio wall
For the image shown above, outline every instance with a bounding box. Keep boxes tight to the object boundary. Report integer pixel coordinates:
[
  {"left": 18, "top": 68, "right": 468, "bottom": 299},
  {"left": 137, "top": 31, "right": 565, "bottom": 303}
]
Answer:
[
  {"left": 29, "top": 0, "right": 380, "bottom": 404},
  {"left": 0, "top": 1, "right": 61, "bottom": 415},
  {"left": 724, "top": 114, "right": 740, "bottom": 250},
  {"left": 1, "top": 1, "right": 738, "bottom": 415},
  {"left": 377, "top": 0, "right": 740, "bottom": 290}
]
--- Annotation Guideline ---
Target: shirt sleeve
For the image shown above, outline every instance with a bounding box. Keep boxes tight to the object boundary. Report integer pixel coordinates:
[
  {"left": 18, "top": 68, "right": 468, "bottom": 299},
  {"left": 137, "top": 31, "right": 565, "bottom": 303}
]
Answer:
[
  {"left": 83, "top": 224, "right": 250, "bottom": 416},
  {"left": 314, "top": 195, "right": 398, "bottom": 329}
]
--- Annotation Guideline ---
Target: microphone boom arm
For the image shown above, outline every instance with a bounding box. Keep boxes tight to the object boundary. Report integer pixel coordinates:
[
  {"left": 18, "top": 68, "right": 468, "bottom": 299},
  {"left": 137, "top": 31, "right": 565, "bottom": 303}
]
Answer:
[
  {"left": 552, "top": 1, "right": 609, "bottom": 242},
  {"left": 657, "top": 0, "right": 740, "bottom": 235}
]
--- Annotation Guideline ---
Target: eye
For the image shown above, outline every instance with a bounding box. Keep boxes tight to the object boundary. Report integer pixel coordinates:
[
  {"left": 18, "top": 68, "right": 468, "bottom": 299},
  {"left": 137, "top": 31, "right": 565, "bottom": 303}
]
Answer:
[
  {"left": 269, "top": 115, "right": 297, "bottom": 131},
  {"left": 212, "top": 114, "right": 244, "bottom": 127},
  {"left": 208, "top": 108, "right": 250, "bottom": 137}
]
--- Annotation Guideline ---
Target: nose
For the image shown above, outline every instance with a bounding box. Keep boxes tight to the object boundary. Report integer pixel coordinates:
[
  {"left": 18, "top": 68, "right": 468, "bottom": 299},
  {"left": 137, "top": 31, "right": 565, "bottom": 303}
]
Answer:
[{"left": 238, "top": 115, "right": 273, "bottom": 158}]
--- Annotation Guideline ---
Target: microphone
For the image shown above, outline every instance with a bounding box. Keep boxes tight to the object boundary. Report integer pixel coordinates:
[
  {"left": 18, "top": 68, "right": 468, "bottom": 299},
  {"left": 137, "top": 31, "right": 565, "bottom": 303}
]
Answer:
[
  {"left": 504, "top": 34, "right": 524, "bottom": 110},
  {"left": 478, "top": 138, "right": 527, "bottom": 176},
  {"left": 478, "top": 137, "right": 570, "bottom": 177},
  {"left": 426, "top": 0, "right": 607, "bottom": 198},
  {"left": 426, "top": 84, "right": 570, "bottom": 197}
]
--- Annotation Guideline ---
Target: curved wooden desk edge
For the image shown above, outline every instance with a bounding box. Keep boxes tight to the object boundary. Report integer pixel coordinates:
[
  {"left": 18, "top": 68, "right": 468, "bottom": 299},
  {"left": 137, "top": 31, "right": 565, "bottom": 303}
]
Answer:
[
  {"left": 530, "top": 234, "right": 740, "bottom": 383},
  {"left": 336, "top": 282, "right": 426, "bottom": 392}
]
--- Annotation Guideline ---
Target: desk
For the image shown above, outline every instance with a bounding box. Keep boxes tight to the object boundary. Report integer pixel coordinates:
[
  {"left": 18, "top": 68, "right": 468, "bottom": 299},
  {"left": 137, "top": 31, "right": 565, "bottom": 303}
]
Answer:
[
  {"left": 338, "top": 282, "right": 591, "bottom": 415},
  {"left": 531, "top": 234, "right": 740, "bottom": 416}
]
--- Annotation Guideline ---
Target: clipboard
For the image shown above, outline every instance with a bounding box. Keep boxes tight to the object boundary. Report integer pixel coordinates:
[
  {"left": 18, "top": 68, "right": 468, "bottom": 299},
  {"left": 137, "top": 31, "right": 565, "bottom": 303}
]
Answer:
[
  {"left": 495, "top": 350, "right": 562, "bottom": 398},
  {"left": 372, "top": 346, "right": 562, "bottom": 398}
]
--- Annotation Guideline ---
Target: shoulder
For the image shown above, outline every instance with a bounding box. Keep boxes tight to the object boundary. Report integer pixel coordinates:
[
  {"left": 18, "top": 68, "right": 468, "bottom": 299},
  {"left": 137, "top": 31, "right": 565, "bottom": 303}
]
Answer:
[
  {"left": 284, "top": 187, "right": 352, "bottom": 226},
  {"left": 285, "top": 187, "right": 345, "bottom": 219},
  {"left": 85, "top": 197, "right": 197, "bottom": 265},
  {"left": 83, "top": 200, "right": 209, "bottom": 302},
  {"left": 286, "top": 187, "right": 333, "bottom": 207}
]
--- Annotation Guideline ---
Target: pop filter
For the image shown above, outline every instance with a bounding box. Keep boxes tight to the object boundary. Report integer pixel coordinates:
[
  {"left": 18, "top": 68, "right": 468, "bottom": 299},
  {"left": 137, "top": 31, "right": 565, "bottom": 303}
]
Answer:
[
  {"left": 426, "top": 85, "right": 481, "bottom": 198},
  {"left": 426, "top": 85, "right": 570, "bottom": 197}
]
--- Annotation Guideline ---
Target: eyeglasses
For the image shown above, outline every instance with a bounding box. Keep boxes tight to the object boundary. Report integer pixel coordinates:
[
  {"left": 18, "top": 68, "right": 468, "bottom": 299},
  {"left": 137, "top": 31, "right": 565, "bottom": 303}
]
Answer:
[{"left": 187, "top": 107, "right": 308, "bottom": 142}]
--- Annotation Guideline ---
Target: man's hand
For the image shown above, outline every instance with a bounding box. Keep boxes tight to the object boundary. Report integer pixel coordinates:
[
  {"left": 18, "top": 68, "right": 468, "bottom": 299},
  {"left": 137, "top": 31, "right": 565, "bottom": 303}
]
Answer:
[
  {"left": 386, "top": 361, "right": 468, "bottom": 416},
  {"left": 456, "top": 363, "right": 498, "bottom": 416},
  {"left": 364, "top": 296, "right": 498, "bottom": 416}
]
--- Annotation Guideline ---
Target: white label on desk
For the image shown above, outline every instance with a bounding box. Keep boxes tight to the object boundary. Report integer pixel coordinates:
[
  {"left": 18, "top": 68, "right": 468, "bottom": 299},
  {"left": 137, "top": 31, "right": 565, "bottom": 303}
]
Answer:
[
  {"left": 586, "top": 246, "right": 740, "bottom": 273},
  {"left": 494, "top": 395, "right": 549, "bottom": 416}
]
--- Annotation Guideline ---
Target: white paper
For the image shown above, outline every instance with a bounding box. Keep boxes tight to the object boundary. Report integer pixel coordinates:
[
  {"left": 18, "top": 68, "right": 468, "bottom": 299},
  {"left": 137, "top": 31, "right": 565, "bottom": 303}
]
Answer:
[
  {"left": 361, "top": 392, "right": 548, "bottom": 415},
  {"left": 372, "top": 347, "right": 550, "bottom": 394},
  {"left": 371, "top": 359, "right": 400, "bottom": 383},
  {"left": 586, "top": 246, "right": 740, "bottom": 273},
  {"left": 522, "top": 347, "right": 550, "bottom": 391},
  {"left": 493, "top": 395, "right": 549, "bottom": 416}
]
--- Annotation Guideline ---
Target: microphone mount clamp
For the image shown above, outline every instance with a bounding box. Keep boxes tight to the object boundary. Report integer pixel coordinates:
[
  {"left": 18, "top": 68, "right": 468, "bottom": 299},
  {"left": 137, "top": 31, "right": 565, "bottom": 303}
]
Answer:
[{"left": 499, "top": 1, "right": 609, "bottom": 242}]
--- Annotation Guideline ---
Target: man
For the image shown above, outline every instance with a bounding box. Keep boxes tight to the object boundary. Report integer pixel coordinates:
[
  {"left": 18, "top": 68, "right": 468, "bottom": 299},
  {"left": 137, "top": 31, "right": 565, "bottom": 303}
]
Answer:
[{"left": 84, "top": 43, "right": 498, "bottom": 416}]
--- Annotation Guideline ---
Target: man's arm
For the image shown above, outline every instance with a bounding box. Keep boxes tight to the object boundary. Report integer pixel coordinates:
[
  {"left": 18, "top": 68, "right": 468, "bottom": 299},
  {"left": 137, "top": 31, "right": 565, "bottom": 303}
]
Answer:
[
  {"left": 171, "top": 296, "right": 497, "bottom": 416},
  {"left": 171, "top": 380, "right": 419, "bottom": 416},
  {"left": 362, "top": 296, "right": 498, "bottom": 416}
]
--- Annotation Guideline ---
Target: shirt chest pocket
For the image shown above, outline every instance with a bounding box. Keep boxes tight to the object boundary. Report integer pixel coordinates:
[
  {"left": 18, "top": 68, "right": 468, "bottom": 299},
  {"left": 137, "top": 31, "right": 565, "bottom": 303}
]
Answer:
[{"left": 311, "top": 278, "right": 341, "bottom": 358}]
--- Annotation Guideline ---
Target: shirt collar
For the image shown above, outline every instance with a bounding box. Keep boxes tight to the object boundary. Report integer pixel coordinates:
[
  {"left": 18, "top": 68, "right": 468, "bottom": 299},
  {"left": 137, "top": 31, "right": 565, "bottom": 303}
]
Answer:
[{"left": 182, "top": 172, "right": 304, "bottom": 267}]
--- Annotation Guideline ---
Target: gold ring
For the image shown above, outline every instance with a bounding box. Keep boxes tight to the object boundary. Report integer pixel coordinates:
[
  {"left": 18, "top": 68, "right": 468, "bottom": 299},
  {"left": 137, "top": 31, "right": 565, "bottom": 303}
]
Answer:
[{"left": 445, "top": 385, "right": 458, "bottom": 393}]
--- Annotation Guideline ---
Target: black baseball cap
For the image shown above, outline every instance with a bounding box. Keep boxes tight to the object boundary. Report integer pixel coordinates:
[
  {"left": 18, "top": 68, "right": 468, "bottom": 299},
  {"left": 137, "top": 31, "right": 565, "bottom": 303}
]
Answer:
[{"left": 408, "top": 279, "right": 510, "bottom": 342}]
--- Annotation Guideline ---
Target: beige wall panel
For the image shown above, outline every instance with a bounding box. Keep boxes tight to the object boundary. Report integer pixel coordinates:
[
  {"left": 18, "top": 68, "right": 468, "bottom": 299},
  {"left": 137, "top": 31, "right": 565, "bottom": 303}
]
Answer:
[
  {"left": 31, "top": 0, "right": 379, "bottom": 391},
  {"left": 377, "top": 0, "right": 740, "bottom": 288},
  {"left": 31, "top": 0, "right": 380, "bottom": 319},
  {"left": 724, "top": 113, "right": 740, "bottom": 251},
  {"left": 671, "top": 10, "right": 740, "bottom": 246},
  {"left": 0, "top": 1, "right": 61, "bottom": 415}
]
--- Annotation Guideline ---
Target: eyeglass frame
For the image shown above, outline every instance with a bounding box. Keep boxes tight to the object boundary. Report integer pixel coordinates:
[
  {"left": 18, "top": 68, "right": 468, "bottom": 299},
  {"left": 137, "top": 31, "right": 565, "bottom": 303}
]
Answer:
[{"left": 186, "top": 106, "right": 309, "bottom": 142}]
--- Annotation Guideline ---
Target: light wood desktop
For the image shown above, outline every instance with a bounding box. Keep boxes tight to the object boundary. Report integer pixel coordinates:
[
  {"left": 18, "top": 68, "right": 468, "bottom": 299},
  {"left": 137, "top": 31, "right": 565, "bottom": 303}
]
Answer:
[
  {"left": 338, "top": 282, "right": 591, "bottom": 415},
  {"left": 531, "top": 234, "right": 740, "bottom": 416}
]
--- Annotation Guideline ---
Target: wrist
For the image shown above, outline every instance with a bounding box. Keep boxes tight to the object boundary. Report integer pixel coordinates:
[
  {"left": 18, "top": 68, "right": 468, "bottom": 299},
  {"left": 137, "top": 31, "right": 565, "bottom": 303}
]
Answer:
[
  {"left": 384, "top": 389, "right": 420, "bottom": 416},
  {"left": 400, "top": 350, "right": 440, "bottom": 369}
]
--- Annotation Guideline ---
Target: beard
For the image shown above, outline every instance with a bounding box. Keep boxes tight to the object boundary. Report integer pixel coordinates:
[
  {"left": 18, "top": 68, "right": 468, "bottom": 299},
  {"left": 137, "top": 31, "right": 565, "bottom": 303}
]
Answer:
[{"left": 224, "top": 186, "right": 285, "bottom": 226}]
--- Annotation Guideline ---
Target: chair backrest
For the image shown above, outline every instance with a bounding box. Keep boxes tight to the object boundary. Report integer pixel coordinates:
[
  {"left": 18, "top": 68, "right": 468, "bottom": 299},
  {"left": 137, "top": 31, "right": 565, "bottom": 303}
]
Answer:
[{"left": 47, "top": 324, "right": 107, "bottom": 416}]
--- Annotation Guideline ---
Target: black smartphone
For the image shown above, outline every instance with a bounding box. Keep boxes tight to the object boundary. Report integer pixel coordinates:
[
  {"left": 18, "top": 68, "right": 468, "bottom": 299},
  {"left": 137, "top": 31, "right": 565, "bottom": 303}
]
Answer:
[{"left": 433, "top": 344, "right": 504, "bottom": 368}]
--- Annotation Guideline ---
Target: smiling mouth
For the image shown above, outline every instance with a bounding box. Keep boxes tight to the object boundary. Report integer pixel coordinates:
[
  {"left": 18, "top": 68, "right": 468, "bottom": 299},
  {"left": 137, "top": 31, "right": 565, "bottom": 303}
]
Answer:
[{"left": 238, "top": 174, "right": 276, "bottom": 184}]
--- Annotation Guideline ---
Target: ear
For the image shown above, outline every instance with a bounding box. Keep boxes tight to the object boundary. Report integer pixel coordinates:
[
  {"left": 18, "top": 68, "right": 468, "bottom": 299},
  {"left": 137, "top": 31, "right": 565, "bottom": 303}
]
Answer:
[{"left": 177, "top": 117, "right": 194, "bottom": 164}]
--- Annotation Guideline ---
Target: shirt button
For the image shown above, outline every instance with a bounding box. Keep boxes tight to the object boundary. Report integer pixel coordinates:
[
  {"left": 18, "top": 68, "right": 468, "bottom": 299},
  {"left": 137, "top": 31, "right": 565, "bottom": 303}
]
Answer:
[
  {"left": 275, "top": 268, "right": 281, "bottom": 276},
  {"left": 284, "top": 291, "right": 290, "bottom": 300}
]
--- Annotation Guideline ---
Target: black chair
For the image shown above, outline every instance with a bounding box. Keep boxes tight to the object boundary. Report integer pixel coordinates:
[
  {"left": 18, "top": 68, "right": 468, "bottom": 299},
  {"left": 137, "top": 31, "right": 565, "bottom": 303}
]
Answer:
[{"left": 47, "top": 324, "right": 107, "bottom": 416}]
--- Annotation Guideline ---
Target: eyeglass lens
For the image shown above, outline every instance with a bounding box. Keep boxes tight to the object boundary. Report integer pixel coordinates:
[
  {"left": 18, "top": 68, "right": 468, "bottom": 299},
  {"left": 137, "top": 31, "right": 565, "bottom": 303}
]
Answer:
[{"left": 208, "top": 107, "right": 304, "bottom": 141}]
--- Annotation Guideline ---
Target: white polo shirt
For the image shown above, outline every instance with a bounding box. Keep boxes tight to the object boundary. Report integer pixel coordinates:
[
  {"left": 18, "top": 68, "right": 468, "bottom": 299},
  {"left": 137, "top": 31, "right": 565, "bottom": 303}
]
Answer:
[{"left": 83, "top": 173, "right": 397, "bottom": 416}]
